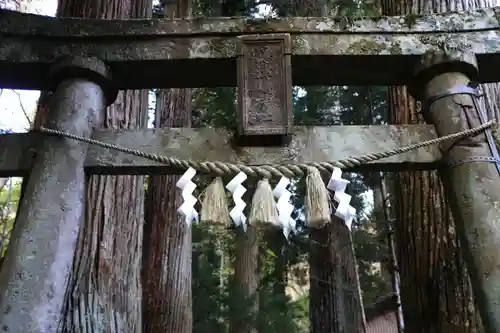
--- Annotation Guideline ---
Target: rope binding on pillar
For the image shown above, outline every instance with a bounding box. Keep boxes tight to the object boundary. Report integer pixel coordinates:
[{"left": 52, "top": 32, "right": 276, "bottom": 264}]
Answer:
[{"left": 422, "top": 82, "right": 500, "bottom": 174}]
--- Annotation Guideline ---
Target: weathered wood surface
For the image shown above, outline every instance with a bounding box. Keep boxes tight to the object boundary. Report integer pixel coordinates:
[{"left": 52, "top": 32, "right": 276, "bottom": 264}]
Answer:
[
  {"left": 413, "top": 53, "right": 500, "bottom": 333},
  {"left": 1, "top": 8, "right": 500, "bottom": 89},
  {"left": 0, "top": 125, "right": 442, "bottom": 176},
  {"left": 236, "top": 34, "right": 293, "bottom": 137},
  {"left": 0, "top": 67, "right": 108, "bottom": 330}
]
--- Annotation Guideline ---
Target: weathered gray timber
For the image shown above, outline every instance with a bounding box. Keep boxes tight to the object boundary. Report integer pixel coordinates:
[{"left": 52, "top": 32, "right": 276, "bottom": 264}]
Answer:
[
  {"left": 0, "top": 125, "right": 442, "bottom": 176},
  {"left": 409, "top": 51, "right": 500, "bottom": 333},
  {"left": 236, "top": 34, "right": 293, "bottom": 138},
  {"left": 0, "top": 57, "right": 114, "bottom": 333},
  {"left": 2, "top": 8, "right": 500, "bottom": 89}
]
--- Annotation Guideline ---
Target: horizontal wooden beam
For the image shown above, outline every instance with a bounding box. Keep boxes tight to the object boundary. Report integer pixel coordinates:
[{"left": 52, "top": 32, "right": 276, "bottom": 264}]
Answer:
[
  {"left": 0, "top": 8, "right": 499, "bottom": 89},
  {"left": 0, "top": 125, "right": 442, "bottom": 177}
]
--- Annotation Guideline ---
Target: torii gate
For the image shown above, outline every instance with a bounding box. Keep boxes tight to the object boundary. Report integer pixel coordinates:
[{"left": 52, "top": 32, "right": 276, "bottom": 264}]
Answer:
[{"left": 0, "top": 7, "right": 499, "bottom": 333}]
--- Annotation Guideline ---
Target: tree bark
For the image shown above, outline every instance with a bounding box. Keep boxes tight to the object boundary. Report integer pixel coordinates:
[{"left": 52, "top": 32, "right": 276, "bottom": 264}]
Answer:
[
  {"left": 230, "top": 225, "right": 260, "bottom": 333},
  {"left": 56, "top": 1, "right": 151, "bottom": 332},
  {"left": 259, "top": 229, "right": 289, "bottom": 333},
  {"left": 371, "top": 183, "right": 392, "bottom": 283},
  {"left": 381, "top": 1, "right": 489, "bottom": 332},
  {"left": 309, "top": 219, "right": 366, "bottom": 333},
  {"left": 32, "top": 92, "right": 52, "bottom": 131},
  {"left": 303, "top": 62, "right": 365, "bottom": 333},
  {"left": 387, "top": 84, "right": 482, "bottom": 333},
  {"left": 228, "top": 179, "right": 259, "bottom": 333},
  {"left": 0, "top": 67, "right": 108, "bottom": 333},
  {"left": 142, "top": 1, "right": 193, "bottom": 332},
  {"left": 418, "top": 62, "right": 500, "bottom": 333}
]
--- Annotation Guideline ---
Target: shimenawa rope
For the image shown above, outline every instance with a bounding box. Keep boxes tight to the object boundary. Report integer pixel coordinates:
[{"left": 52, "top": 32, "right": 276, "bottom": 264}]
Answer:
[{"left": 37, "top": 120, "right": 495, "bottom": 179}]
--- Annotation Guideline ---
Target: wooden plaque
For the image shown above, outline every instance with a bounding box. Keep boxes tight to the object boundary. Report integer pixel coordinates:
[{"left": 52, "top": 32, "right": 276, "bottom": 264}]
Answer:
[{"left": 236, "top": 33, "right": 293, "bottom": 137}]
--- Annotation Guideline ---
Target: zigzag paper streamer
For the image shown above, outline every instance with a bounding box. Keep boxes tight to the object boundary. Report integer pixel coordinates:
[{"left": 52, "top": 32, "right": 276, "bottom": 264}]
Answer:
[
  {"left": 226, "top": 172, "right": 248, "bottom": 231},
  {"left": 327, "top": 167, "right": 356, "bottom": 230},
  {"left": 176, "top": 167, "right": 199, "bottom": 226},
  {"left": 273, "top": 177, "right": 296, "bottom": 239}
]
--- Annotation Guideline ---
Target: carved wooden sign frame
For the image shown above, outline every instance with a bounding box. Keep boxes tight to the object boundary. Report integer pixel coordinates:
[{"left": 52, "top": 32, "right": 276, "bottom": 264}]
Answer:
[{"left": 236, "top": 34, "right": 293, "bottom": 137}]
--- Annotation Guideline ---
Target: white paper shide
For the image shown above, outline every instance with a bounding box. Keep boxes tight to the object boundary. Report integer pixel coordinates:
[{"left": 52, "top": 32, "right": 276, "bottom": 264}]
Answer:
[
  {"left": 327, "top": 167, "right": 356, "bottom": 230},
  {"left": 176, "top": 167, "right": 199, "bottom": 226},
  {"left": 226, "top": 171, "right": 248, "bottom": 231},
  {"left": 273, "top": 176, "right": 296, "bottom": 239}
]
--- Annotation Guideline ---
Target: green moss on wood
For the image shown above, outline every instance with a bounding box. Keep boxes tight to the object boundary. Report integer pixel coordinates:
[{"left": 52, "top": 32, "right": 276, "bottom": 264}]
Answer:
[
  {"left": 208, "top": 37, "right": 236, "bottom": 57},
  {"left": 242, "top": 18, "right": 294, "bottom": 32},
  {"left": 404, "top": 14, "right": 419, "bottom": 28},
  {"left": 346, "top": 39, "right": 388, "bottom": 55},
  {"left": 291, "top": 35, "right": 308, "bottom": 53},
  {"left": 3, "top": 6, "right": 500, "bottom": 37}
]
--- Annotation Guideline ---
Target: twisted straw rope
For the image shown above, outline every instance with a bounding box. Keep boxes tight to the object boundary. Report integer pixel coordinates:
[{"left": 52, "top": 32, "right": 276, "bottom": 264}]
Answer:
[{"left": 38, "top": 120, "right": 495, "bottom": 179}]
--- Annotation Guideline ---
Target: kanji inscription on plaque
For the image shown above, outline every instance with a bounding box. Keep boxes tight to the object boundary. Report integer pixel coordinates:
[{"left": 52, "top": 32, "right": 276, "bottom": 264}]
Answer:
[{"left": 236, "top": 34, "right": 293, "bottom": 137}]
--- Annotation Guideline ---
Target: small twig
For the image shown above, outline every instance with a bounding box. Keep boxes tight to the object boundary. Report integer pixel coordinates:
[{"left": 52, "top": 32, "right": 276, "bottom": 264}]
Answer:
[{"left": 13, "top": 90, "right": 33, "bottom": 128}]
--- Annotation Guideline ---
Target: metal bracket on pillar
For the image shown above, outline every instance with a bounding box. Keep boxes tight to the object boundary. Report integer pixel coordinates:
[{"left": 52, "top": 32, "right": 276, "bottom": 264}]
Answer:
[
  {"left": 409, "top": 50, "right": 500, "bottom": 333},
  {"left": 236, "top": 33, "right": 293, "bottom": 146}
]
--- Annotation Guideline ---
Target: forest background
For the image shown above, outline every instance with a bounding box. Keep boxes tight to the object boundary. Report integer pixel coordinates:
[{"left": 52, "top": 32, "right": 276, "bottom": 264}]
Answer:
[{"left": 1, "top": 0, "right": 496, "bottom": 331}]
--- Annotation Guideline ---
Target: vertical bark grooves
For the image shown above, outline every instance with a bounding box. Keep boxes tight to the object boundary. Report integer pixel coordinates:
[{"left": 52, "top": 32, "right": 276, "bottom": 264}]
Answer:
[
  {"left": 0, "top": 79, "right": 106, "bottom": 333},
  {"left": 33, "top": 92, "right": 52, "bottom": 131},
  {"left": 309, "top": 219, "right": 365, "bottom": 333},
  {"left": 284, "top": 1, "right": 367, "bottom": 331},
  {"left": 380, "top": 4, "right": 483, "bottom": 324},
  {"left": 269, "top": 229, "right": 288, "bottom": 332},
  {"left": 371, "top": 184, "right": 391, "bottom": 283},
  {"left": 143, "top": 173, "right": 193, "bottom": 333},
  {"left": 230, "top": 227, "right": 259, "bottom": 333},
  {"left": 62, "top": 91, "right": 148, "bottom": 333},
  {"left": 142, "top": 0, "right": 193, "bottom": 327},
  {"left": 56, "top": 1, "right": 151, "bottom": 332},
  {"left": 293, "top": 2, "right": 366, "bottom": 331}
]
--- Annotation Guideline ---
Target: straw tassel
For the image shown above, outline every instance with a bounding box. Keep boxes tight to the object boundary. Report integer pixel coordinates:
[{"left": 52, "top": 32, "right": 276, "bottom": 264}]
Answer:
[
  {"left": 201, "top": 177, "right": 231, "bottom": 227},
  {"left": 305, "top": 167, "right": 331, "bottom": 228},
  {"left": 249, "top": 178, "right": 279, "bottom": 228}
]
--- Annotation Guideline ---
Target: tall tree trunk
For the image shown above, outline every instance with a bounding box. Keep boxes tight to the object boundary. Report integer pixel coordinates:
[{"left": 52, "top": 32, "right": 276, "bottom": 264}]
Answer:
[
  {"left": 230, "top": 224, "right": 260, "bottom": 333},
  {"left": 228, "top": 178, "right": 259, "bottom": 333},
  {"left": 142, "top": 0, "right": 193, "bottom": 332},
  {"left": 32, "top": 92, "right": 52, "bottom": 130},
  {"left": 381, "top": 1, "right": 491, "bottom": 332},
  {"left": 309, "top": 218, "right": 366, "bottom": 333},
  {"left": 257, "top": 230, "right": 293, "bottom": 333},
  {"left": 366, "top": 174, "right": 390, "bottom": 282},
  {"left": 263, "top": 229, "right": 289, "bottom": 333},
  {"left": 56, "top": 1, "right": 151, "bottom": 332},
  {"left": 303, "top": 79, "right": 365, "bottom": 333}
]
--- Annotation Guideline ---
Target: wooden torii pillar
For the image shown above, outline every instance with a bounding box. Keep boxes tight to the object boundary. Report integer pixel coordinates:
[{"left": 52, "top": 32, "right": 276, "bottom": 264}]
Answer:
[
  {"left": 2, "top": 7, "right": 500, "bottom": 333},
  {"left": 0, "top": 56, "right": 116, "bottom": 332},
  {"left": 409, "top": 50, "right": 500, "bottom": 333}
]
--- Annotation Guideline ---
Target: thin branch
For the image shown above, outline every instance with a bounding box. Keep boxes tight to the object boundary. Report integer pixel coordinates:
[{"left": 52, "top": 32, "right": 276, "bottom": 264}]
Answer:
[{"left": 13, "top": 90, "right": 33, "bottom": 128}]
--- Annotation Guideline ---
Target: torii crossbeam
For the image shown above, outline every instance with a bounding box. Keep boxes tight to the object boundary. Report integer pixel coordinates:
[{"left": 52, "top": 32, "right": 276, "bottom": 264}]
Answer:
[
  {"left": 1, "top": 7, "right": 500, "bottom": 89},
  {"left": 0, "top": 7, "right": 499, "bottom": 333}
]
